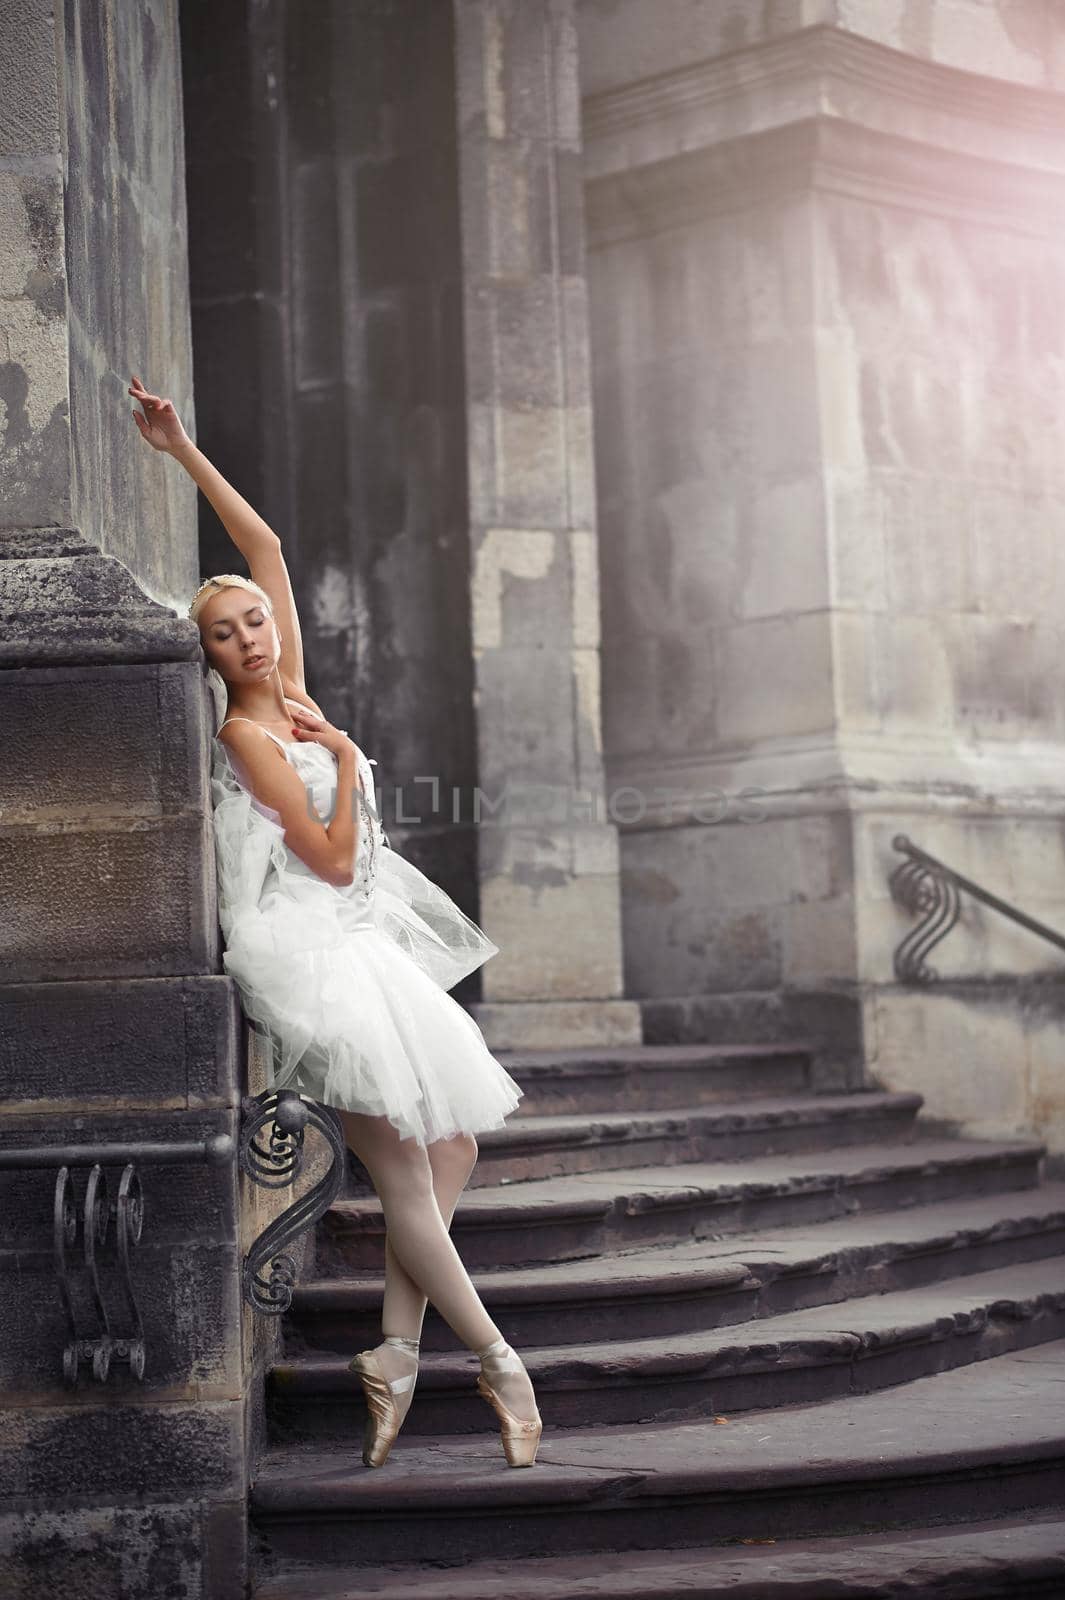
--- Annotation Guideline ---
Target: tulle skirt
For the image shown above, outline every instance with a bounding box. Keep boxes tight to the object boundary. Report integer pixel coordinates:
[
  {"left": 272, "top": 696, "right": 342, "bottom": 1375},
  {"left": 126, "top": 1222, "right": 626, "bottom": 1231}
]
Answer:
[{"left": 210, "top": 742, "right": 524, "bottom": 1146}]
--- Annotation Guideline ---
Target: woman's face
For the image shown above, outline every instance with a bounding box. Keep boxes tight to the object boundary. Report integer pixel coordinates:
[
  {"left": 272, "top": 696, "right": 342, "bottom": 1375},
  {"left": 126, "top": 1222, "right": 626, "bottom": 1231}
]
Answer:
[{"left": 198, "top": 589, "right": 281, "bottom": 685}]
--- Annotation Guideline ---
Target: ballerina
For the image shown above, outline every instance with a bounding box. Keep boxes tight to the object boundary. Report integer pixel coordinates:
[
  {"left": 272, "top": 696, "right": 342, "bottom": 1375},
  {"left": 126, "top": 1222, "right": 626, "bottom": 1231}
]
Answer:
[{"left": 129, "top": 373, "right": 542, "bottom": 1469}]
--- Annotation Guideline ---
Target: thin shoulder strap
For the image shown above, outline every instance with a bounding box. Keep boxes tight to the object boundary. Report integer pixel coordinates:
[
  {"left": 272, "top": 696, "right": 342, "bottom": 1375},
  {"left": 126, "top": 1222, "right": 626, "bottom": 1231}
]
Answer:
[{"left": 218, "top": 717, "right": 290, "bottom": 755}]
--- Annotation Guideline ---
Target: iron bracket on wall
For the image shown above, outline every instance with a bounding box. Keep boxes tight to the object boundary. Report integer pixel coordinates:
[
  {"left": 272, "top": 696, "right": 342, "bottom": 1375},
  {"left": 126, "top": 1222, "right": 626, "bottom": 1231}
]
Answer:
[
  {"left": 0, "top": 1134, "right": 234, "bottom": 1388},
  {"left": 889, "top": 833, "right": 1065, "bottom": 983},
  {"left": 238, "top": 1089, "right": 347, "bottom": 1315},
  {"left": 1, "top": 1093, "right": 346, "bottom": 1381}
]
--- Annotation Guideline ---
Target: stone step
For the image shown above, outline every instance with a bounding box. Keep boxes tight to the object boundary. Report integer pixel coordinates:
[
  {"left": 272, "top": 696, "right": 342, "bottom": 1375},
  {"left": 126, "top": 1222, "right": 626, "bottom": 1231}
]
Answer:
[
  {"left": 318, "top": 1137, "right": 1046, "bottom": 1273},
  {"left": 253, "top": 1514, "right": 1065, "bottom": 1599},
  {"left": 250, "top": 1340, "right": 1065, "bottom": 1566},
  {"left": 286, "top": 1251, "right": 753, "bottom": 1354},
  {"left": 286, "top": 1184, "right": 1065, "bottom": 1352},
  {"left": 267, "top": 1259, "right": 1065, "bottom": 1439},
  {"left": 492, "top": 1041, "right": 815, "bottom": 1117},
  {"left": 466, "top": 1090, "right": 922, "bottom": 1186}
]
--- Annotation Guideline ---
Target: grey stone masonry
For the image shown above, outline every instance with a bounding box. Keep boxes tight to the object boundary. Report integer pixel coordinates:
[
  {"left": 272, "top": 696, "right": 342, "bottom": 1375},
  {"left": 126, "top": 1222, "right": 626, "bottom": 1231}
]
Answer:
[
  {"left": 0, "top": 5, "right": 259, "bottom": 1597},
  {"left": 578, "top": 3, "right": 1065, "bottom": 1151},
  {"left": 0, "top": 0, "right": 198, "bottom": 599},
  {"left": 454, "top": 0, "right": 639, "bottom": 1048}
]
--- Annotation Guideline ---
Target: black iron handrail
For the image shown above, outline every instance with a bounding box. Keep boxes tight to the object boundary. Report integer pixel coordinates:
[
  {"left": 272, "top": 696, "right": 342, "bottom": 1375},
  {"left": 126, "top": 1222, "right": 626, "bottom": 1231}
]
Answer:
[
  {"left": 0, "top": 1135, "right": 235, "bottom": 1170},
  {"left": 238, "top": 1090, "right": 347, "bottom": 1316},
  {"left": 889, "top": 833, "right": 1065, "bottom": 983}
]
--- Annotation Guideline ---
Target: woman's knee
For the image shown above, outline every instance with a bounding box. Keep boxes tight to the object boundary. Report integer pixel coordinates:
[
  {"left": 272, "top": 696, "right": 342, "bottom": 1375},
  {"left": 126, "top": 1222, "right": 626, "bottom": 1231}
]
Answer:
[
  {"left": 338, "top": 1111, "right": 435, "bottom": 1199},
  {"left": 431, "top": 1131, "right": 478, "bottom": 1184}
]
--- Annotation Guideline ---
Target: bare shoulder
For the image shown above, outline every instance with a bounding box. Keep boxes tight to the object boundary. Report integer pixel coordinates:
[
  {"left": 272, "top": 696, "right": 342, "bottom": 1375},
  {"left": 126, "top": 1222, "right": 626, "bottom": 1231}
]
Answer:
[
  {"left": 215, "top": 721, "right": 304, "bottom": 821},
  {"left": 280, "top": 675, "right": 326, "bottom": 718},
  {"left": 216, "top": 718, "right": 274, "bottom": 752},
  {"left": 215, "top": 718, "right": 287, "bottom": 774}
]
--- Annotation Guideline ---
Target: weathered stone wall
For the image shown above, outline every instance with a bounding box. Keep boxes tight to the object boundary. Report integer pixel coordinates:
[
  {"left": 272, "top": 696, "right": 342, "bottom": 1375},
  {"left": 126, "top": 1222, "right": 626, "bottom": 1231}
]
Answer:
[
  {"left": 833, "top": 0, "right": 1065, "bottom": 84},
  {"left": 584, "top": 183, "right": 856, "bottom": 1035},
  {"left": 579, "top": 2, "right": 1065, "bottom": 1142},
  {"left": 822, "top": 174, "right": 1065, "bottom": 948},
  {"left": 61, "top": 0, "right": 198, "bottom": 599},
  {"left": 1, "top": 0, "right": 197, "bottom": 589},
  {"left": 0, "top": 4, "right": 267, "bottom": 1594},
  {"left": 823, "top": 166, "right": 1065, "bottom": 1152},
  {"left": 454, "top": 0, "right": 639, "bottom": 1047},
  {"left": 0, "top": 0, "right": 70, "bottom": 530}
]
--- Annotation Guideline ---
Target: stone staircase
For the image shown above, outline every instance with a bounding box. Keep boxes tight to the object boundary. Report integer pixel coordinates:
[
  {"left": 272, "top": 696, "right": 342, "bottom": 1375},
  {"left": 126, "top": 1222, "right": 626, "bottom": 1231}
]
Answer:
[{"left": 249, "top": 1043, "right": 1065, "bottom": 1598}]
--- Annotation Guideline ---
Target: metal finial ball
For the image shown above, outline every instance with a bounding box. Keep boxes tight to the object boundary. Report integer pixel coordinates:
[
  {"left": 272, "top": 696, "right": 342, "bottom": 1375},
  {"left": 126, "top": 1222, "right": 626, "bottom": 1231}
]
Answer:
[
  {"left": 204, "top": 1133, "right": 236, "bottom": 1166},
  {"left": 273, "top": 1094, "right": 309, "bottom": 1137}
]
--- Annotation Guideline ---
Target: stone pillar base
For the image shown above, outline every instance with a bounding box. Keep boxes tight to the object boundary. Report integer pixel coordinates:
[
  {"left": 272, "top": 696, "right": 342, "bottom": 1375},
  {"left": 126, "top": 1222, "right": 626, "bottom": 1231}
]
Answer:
[
  {"left": 639, "top": 988, "right": 863, "bottom": 1094},
  {"left": 470, "top": 998, "right": 642, "bottom": 1051},
  {"left": 864, "top": 977, "right": 1065, "bottom": 1163},
  {"left": 0, "top": 530, "right": 196, "bottom": 667}
]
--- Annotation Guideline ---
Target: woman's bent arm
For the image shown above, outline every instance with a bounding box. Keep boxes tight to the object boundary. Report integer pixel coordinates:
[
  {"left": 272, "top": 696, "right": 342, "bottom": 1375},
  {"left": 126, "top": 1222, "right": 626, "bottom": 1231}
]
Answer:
[
  {"left": 218, "top": 724, "right": 362, "bottom": 887},
  {"left": 326, "top": 743, "right": 361, "bottom": 885}
]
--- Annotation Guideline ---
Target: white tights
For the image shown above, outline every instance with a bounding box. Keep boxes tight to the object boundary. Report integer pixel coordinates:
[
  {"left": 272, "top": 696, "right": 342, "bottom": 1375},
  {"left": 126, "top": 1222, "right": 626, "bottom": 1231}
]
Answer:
[{"left": 336, "top": 1109, "right": 538, "bottom": 1424}]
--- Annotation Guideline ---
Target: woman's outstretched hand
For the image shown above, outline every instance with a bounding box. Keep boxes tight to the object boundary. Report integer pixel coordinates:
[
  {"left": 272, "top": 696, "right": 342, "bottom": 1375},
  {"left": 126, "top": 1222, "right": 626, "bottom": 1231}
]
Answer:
[{"left": 129, "top": 374, "right": 193, "bottom": 455}]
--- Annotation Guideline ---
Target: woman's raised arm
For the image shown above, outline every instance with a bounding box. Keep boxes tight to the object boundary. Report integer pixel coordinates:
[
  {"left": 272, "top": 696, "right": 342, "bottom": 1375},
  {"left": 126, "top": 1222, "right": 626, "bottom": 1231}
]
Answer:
[{"left": 129, "top": 372, "right": 308, "bottom": 690}]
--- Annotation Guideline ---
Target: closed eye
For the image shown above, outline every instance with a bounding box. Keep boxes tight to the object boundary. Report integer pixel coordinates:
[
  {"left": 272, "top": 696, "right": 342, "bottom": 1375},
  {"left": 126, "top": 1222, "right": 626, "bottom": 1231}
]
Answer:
[{"left": 214, "top": 613, "right": 265, "bottom": 639}]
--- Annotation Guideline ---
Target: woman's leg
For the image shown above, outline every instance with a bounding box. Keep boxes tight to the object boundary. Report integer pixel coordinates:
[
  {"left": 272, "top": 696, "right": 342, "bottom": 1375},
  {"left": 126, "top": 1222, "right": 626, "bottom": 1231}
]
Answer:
[
  {"left": 380, "top": 1131, "right": 479, "bottom": 1340},
  {"left": 336, "top": 1108, "right": 538, "bottom": 1422},
  {"left": 336, "top": 1108, "right": 499, "bottom": 1349}
]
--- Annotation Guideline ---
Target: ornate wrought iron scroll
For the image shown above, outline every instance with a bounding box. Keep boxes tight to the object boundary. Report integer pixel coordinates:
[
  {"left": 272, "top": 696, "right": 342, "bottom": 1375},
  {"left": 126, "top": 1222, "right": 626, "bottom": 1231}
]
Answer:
[
  {"left": 53, "top": 1162, "right": 146, "bottom": 1387},
  {"left": 238, "top": 1089, "right": 347, "bottom": 1314},
  {"left": 0, "top": 1133, "right": 235, "bottom": 1387},
  {"left": 3, "top": 1101, "right": 344, "bottom": 1375},
  {"left": 889, "top": 833, "right": 1065, "bottom": 983}
]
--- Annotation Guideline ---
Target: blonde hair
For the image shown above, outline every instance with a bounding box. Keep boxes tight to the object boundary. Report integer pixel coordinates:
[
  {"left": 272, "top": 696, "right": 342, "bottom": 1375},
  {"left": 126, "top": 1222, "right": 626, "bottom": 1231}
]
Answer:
[{"left": 188, "top": 573, "right": 274, "bottom": 625}]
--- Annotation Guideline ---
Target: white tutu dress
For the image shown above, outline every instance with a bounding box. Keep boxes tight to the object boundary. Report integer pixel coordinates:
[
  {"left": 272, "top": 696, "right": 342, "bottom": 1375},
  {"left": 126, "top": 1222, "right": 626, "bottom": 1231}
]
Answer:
[{"left": 209, "top": 720, "right": 524, "bottom": 1145}]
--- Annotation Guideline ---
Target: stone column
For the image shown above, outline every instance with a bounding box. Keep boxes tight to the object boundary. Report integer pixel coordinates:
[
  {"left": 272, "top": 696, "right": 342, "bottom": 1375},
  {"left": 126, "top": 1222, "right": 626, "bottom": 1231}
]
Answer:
[
  {"left": 454, "top": 0, "right": 640, "bottom": 1048},
  {"left": 0, "top": 4, "right": 263, "bottom": 1593},
  {"left": 579, "top": 0, "right": 1065, "bottom": 1146}
]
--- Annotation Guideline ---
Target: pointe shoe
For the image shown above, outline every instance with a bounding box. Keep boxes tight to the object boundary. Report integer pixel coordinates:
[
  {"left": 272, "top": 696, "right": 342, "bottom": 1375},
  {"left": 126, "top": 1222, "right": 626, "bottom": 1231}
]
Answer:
[
  {"left": 476, "top": 1373, "right": 543, "bottom": 1466},
  {"left": 347, "top": 1349, "right": 417, "bottom": 1468},
  {"left": 476, "top": 1339, "right": 543, "bottom": 1467}
]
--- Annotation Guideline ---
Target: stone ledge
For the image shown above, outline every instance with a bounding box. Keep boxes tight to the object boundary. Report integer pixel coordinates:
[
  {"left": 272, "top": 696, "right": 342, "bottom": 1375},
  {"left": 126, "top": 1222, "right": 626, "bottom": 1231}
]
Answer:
[
  {"left": 251, "top": 1515, "right": 1065, "bottom": 1599},
  {"left": 320, "top": 1137, "right": 1046, "bottom": 1271},
  {"left": 586, "top": 116, "right": 1065, "bottom": 247},
  {"left": 269, "top": 1257, "right": 1065, "bottom": 1435},
  {"left": 0, "top": 532, "right": 199, "bottom": 666},
  {"left": 250, "top": 1340, "right": 1065, "bottom": 1563},
  {"left": 583, "top": 23, "right": 1065, "bottom": 175},
  {"left": 284, "top": 1182, "right": 1065, "bottom": 1352}
]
